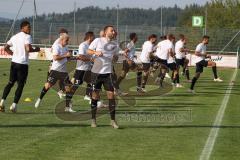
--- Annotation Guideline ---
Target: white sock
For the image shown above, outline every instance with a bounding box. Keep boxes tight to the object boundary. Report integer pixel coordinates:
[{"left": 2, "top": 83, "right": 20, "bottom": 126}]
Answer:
[{"left": 12, "top": 103, "right": 17, "bottom": 107}]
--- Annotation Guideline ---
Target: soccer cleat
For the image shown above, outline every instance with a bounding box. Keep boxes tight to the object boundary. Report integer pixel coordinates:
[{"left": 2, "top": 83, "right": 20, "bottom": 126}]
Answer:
[
  {"left": 0, "top": 102, "right": 5, "bottom": 112},
  {"left": 137, "top": 87, "right": 146, "bottom": 94},
  {"left": 110, "top": 120, "right": 119, "bottom": 129},
  {"left": 214, "top": 78, "right": 223, "bottom": 82},
  {"left": 34, "top": 98, "right": 41, "bottom": 108},
  {"left": 91, "top": 119, "right": 97, "bottom": 128},
  {"left": 57, "top": 90, "right": 66, "bottom": 99},
  {"left": 165, "top": 73, "right": 171, "bottom": 79},
  {"left": 176, "top": 84, "right": 183, "bottom": 88},
  {"left": 188, "top": 89, "right": 196, "bottom": 94},
  {"left": 64, "top": 107, "right": 76, "bottom": 113},
  {"left": 97, "top": 101, "right": 108, "bottom": 109},
  {"left": 84, "top": 95, "right": 91, "bottom": 101},
  {"left": 10, "top": 104, "right": 17, "bottom": 113}
]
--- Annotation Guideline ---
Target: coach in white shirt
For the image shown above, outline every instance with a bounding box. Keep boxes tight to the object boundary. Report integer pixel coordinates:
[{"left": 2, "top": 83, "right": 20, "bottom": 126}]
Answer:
[
  {"left": 87, "top": 25, "right": 119, "bottom": 129},
  {"left": 0, "top": 21, "right": 40, "bottom": 113},
  {"left": 189, "top": 35, "right": 223, "bottom": 93},
  {"left": 138, "top": 34, "right": 157, "bottom": 93}
]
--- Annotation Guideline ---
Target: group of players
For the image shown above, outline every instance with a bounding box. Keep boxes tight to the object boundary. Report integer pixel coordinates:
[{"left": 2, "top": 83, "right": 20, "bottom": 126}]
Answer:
[{"left": 0, "top": 21, "right": 223, "bottom": 129}]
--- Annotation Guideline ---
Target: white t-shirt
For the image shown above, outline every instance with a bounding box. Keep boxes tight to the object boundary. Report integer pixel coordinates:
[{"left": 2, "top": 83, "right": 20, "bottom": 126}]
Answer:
[
  {"left": 7, "top": 32, "right": 32, "bottom": 65},
  {"left": 51, "top": 42, "right": 68, "bottom": 72},
  {"left": 156, "top": 39, "right": 174, "bottom": 60},
  {"left": 76, "top": 41, "right": 92, "bottom": 71},
  {"left": 140, "top": 41, "right": 154, "bottom": 63},
  {"left": 195, "top": 43, "right": 207, "bottom": 63},
  {"left": 89, "top": 37, "right": 117, "bottom": 74},
  {"left": 126, "top": 41, "right": 136, "bottom": 61},
  {"left": 175, "top": 40, "right": 186, "bottom": 59}
]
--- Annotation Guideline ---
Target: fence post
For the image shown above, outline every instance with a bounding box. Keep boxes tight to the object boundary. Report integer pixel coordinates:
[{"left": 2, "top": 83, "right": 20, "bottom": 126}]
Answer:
[{"left": 237, "top": 46, "right": 240, "bottom": 69}]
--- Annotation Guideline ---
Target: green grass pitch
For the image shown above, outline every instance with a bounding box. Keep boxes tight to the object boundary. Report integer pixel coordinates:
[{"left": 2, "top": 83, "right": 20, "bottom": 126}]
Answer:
[{"left": 0, "top": 59, "right": 239, "bottom": 160}]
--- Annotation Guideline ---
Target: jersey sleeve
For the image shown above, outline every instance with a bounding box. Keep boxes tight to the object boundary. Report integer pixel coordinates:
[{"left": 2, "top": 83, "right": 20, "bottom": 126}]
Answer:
[
  {"left": 89, "top": 38, "right": 98, "bottom": 51},
  {"left": 25, "top": 35, "right": 32, "bottom": 45},
  {"left": 78, "top": 44, "right": 87, "bottom": 55},
  {"left": 52, "top": 45, "right": 61, "bottom": 56},
  {"left": 195, "top": 44, "right": 202, "bottom": 52}
]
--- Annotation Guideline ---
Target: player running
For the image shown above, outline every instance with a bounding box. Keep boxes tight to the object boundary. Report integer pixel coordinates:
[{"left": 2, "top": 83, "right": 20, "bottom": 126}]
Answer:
[
  {"left": 0, "top": 21, "right": 40, "bottom": 113},
  {"left": 189, "top": 35, "right": 223, "bottom": 93}
]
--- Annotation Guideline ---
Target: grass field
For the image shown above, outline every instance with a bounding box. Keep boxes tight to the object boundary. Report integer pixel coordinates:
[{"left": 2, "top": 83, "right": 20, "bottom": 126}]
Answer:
[{"left": 0, "top": 59, "right": 239, "bottom": 160}]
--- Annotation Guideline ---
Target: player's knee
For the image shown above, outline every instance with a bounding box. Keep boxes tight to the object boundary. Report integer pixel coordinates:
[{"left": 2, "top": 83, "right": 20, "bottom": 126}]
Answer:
[
  {"left": 44, "top": 83, "right": 51, "bottom": 89},
  {"left": 7, "top": 81, "right": 15, "bottom": 88}
]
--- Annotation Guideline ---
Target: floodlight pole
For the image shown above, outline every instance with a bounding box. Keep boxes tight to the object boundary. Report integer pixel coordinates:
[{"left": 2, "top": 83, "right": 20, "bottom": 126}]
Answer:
[
  {"left": 73, "top": 1, "right": 76, "bottom": 45},
  {"left": 117, "top": 4, "right": 119, "bottom": 45}
]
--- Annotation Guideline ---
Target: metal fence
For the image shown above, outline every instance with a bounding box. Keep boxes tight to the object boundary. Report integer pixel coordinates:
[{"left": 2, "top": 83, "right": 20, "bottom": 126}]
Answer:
[{"left": 0, "top": 22, "right": 239, "bottom": 53}]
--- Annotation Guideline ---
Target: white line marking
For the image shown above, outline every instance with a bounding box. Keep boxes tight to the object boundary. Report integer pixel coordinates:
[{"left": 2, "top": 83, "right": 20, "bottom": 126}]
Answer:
[{"left": 199, "top": 69, "right": 238, "bottom": 160}]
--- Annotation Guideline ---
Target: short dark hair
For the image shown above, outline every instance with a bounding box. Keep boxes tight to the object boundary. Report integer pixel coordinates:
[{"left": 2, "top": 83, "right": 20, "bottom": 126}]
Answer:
[
  {"left": 20, "top": 21, "right": 30, "bottom": 29},
  {"left": 103, "top": 25, "right": 114, "bottom": 32},
  {"left": 203, "top": 35, "right": 210, "bottom": 39},
  {"left": 129, "top": 33, "right": 137, "bottom": 40},
  {"left": 179, "top": 34, "right": 185, "bottom": 40},
  {"left": 160, "top": 35, "right": 167, "bottom": 40},
  {"left": 84, "top": 31, "right": 94, "bottom": 41},
  {"left": 167, "top": 34, "right": 174, "bottom": 40},
  {"left": 148, "top": 34, "right": 157, "bottom": 40},
  {"left": 59, "top": 28, "right": 68, "bottom": 34}
]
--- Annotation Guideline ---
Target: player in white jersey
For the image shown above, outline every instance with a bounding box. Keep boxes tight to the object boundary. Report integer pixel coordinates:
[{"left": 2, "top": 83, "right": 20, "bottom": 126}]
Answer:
[
  {"left": 87, "top": 25, "right": 119, "bottom": 129},
  {"left": 138, "top": 34, "right": 157, "bottom": 93},
  {"left": 175, "top": 34, "right": 191, "bottom": 82},
  {"left": 0, "top": 21, "right": 40, "bottom": 113},
  {"left": 34, "top": 34, "right": 75, "bottom": 112},
  {"left": 48, "top": 28, "right": 69, "bottom": 99},
  {"left": 65, "top": 32, "right": 95, "bottom": 109},
  {"left": 115, "top": 33, "right": 139, "bottom": 95},
  {"left": 155, "top": 34, "right": 175, "bottom": 87},
  {"left": 189, "top": 36, "right": 223, "bottom": 93}
]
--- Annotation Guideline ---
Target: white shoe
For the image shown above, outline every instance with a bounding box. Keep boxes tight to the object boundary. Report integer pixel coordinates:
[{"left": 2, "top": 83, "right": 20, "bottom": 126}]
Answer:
[
  {"left": 91, "top": 119, "right": 97, "bottom": 128},
  {"left": 64, "top": 107, "right": 76, "bottom": 113},
  {"left": 35, "top": 98, "right": 41, "bottom": 108},
  {"left": 57, "top": 90, "right": 66, "bottom": 99},
  {"left": 214, "top": 78, "right": 223, "bottom": 82},
  {"left": 137, "top": 87, "right": 146, "bottom": 94},
  {"left": 142, "top": 88, "right": 147, "bottom": 92},
  {"left": 188, "top": 89, "right": 196, "bottom": 94},
  {"left": 165, "top": 73, "right": 171, "bottom": 79},
  {"left": 115, "top": 89, "right": 128, "bottom": 96},
  {"left": 97, "top": 101, "right": 108, "bottom": 109},
  {"left": 84, "top": 95, "right": 91, "bottom": 101},
  {"left": 0, "top": 100, "right": 5, "bottom": 112},
  {"left": 110, "top": 120, "right": 119, "bottom": 129},
  {"left": 176, "top": 84, "right": 183, "bottom": 88},
  {"left": 10, "top": 104, "right": 17, "bottom": 113}
]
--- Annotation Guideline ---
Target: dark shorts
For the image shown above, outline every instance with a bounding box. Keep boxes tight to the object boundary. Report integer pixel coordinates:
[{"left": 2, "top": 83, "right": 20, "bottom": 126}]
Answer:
[
  {"left": 156, "top": 58, "right": 168, "bottom": 67},
  {"left": 91, "top": 73, "right": 114, "bottom": 92},
  {"left": 122, "top": 60, "right": 137, "bottom": 72},
  {"left": 9, "top": 62, "right": 28, "bottom": 84},
  {"left": 167, "top": 63, "right": 177, "bottom": 71},
  {"left": 142, "top": 63, "right": 151, "bottom": 71},
  {"left": 47, "top": 70, "right": 71, "bottom": 86},
  {"left": 176, "top": 58, "right": 185, "bottom": 67},
  {"left": 196, "top": 60, "right": 208, "bottom": 73},
  {"left": 73, "top": 70, "right": 91, "bottom": 85}
]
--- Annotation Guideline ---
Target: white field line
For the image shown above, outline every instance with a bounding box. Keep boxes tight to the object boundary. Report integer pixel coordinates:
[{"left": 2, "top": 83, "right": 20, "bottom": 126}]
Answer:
[{"left": 199, "top": 68, "right": 238, "bottom": 160}]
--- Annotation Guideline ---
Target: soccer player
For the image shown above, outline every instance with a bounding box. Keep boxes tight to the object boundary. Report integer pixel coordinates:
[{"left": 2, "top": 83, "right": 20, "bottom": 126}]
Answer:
[
  {"left": 49, "top": 28, "right": 69, "bottom": 99},
  {"left": 0, "top": 21, "right": 40, "bottom": 113},
  {"left": 34, "top": 33, "right": 75, "bottom": 112},
  {"left": 65, "top": 31, "right": 95, "bottom": 109},
  {"left": 155, "top": 34, "right": 175, "bottom": 87},
  {"left": 115, "top": 32, "right": 139, "bottom": 95},
  {"left": 87, "top": 25, "right": 119, "bottom": 129},
  {"left": 138, "top": 34, "right": 157, "bottom": 93},
  {"left": 175, "top": 34, "right": 191, "bottom": 82},
  {"left": 189, "top": 35, "right": 223, "bottom": 93}
]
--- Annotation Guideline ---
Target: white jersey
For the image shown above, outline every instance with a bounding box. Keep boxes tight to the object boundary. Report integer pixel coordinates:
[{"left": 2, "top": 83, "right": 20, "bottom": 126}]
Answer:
[
  {"left": 51, "top": 42, "right": 68, "bottom": 72},
  {"left": 140, "top": 41, "right": 154, "bottom": 63},
  {"left": 175, "top": 40, "right": 185, "bottom": 59},
  {"left": 76, "top": 41, "right": 92, "bottom": 71},
  {"left": 195, "top": 43, "right": 207, "bottom": 63},
  {"left": 156, "top": 39, "right": 174, "bottom": 60},
  {"left": 7, "top": 32, "right": 32, "bottom": 65},
  {"left": 89, "top": 37, "right": 117, "bottom": 74},
  {"left": 126, "top": 41, "right": 136, "bottom": 61}
]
